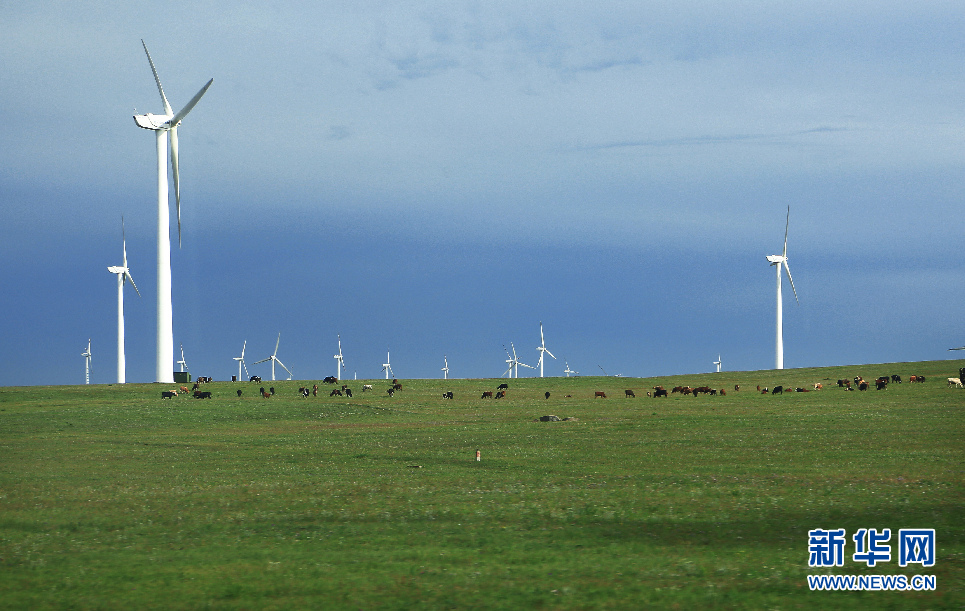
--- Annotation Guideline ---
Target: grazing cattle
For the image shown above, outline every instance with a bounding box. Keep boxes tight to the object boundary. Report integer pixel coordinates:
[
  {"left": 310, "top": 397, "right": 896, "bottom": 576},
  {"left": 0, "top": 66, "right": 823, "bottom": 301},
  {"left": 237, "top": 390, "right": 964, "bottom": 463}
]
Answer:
[
  {"left": 497, "top": 383, "right": 509, "bottom": 390},
  {"left": 392, "top": 379, "right": 400, "bottom": 386},
  {"left": 495, "top": 390, "right": 506, "bottom": 399},
  {"left": 719, "top": 389, "right": 726, "bottom": 396},
  {"left": 443, "top": 391, "right": 454, "bottom": 399},
  {"left": 161, "top": 391, "right": 177, "bottom": 399},
  {"left": 858, "top": 381, "right": 869, "bottom": 391},
  {"left": 194, "top": 391, "right": 212, "bottom": 399},
  {"left": 837, "top": 379, "right": 848, "bottom": 387},
  {"left": 323, "top": 376, "right": 338, "bottom": 384},
  {"left": 545, "top": 392, "right": 551, "bottom": 399},
  {"left": 237, "top": 389, "right": 243, "bottom": 397},
  {"left": 795, "top": 388, "right": 809, "bottom": 393},
  {"left": 625, "top": 389, "right": 636, "bottom": 398},
  {"left": 481, "top": 391, "right": 493, "bottom": 399},
  {"left": 694, "top": 386, "right": 713, "bottom": 395},
  {"left": 654, "top": 388, "right": 668, "bottom": 398},
  {"left": 345, "top": 388, "right": 353, "bottom": 398},
  {"left": 302, "top": 388, "right": 310, "bottom": 398},
  {"left": 595, "top": 391, "right": 607, "bottom": 399},
  {"left": 814, "top": 383, "right": 823, "bottom": 390},
  {"left": 260, "top": 387, "right": 269, "bottom": 398},
  {"left": 387, "top": 388, "right": 395, "bottom": 397},
  {"left": 250, "top": 375, "right": 262, "bottom": 383},
  {"left": 761, "top": 389, "right": 769, "bottom": 395},
  {"left": 672, "top": 386, "right": 684, "bottom": 394},
  {"left": 313, "top": 384, "right": 318, "bottom": 397},
  {"left": 771, "top": 386, "right": 783, "bottom": 395},
  {"left": 269, "top": 387, "right": 275, "bottom": 395},
  {"left": 330, "top": 389, "right": 342, "bottom": 397},
  {"left": 876, "top": 378, "right": 889, "bottom": 390},
  {"left": 948, "top": 378, "right": 964, "bottom": 388},
  {"left": 362, "top": 384, "right": 373, "bottom": 392},
  {"left": 180, "top": 386, "right": 190, "bottom": 394},
  {"left": 393, "top": 383, "right": 403, "bottom": 391},
  {"left": 734, "top": 385, "right": 740, "bottom": 392},
  {"left": 891, "top": 375, "right": 902, "bottom": 384}
]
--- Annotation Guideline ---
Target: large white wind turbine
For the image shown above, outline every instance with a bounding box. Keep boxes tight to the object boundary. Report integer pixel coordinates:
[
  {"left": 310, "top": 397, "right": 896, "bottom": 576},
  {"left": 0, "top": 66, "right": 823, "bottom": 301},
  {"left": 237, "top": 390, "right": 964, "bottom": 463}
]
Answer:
[
  {"left": 107, "top": 218, "right": 140, "bottom": 384},
  {"left": 233, "top": 340, "right": 249, "bottom": 381},
  {"left": 766, "top": 206, "right": 799, "bottom": 370},
  {"left": 133, "top": 40, "right": 213, "bottom": 384},
  {"left": 334, "top": 335, "right": 345, "bottom": 380},
  {"left": 82, "top": 339, "right": 93, "bottom": 385},
  {"left": 254, "top": 333, "right": 292, "bottom": 381},
  {"left": 535, "top": 322, "right": 556, "bottom": 378},
  {"left": 441, "top": 355, "right": 449, "bottom": 380},
  {"left": 713, "top": 355, "right": 722, "bottom": 373},
  {"left": 382, "top": 351, "right": 394, "bottom": 379}
]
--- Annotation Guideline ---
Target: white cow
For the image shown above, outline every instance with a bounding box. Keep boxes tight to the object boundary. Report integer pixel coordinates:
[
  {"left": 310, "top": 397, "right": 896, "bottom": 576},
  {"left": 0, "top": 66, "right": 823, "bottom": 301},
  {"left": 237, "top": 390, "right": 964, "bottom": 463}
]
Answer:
[{"left": 947, "top": 377, "right": 963, "bottom": 388}]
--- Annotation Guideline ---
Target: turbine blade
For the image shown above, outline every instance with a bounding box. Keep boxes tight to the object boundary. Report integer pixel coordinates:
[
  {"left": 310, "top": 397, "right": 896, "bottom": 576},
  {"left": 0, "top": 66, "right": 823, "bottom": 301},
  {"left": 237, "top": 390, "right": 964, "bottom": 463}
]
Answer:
[
  {"left": 169, "top": 127, "right": 181, "bottom": 247},
  {"left": 544, "top": 349, "right": 556, "bottom": 360},
  {"left": 783, "top": 205, "right": 790, "bottom": 258},
  {"left": 170, "top": 78, "right": 213, "bottom": 127},
  {"left": 784, "top": 260, "right": 799, "bottom": 303},
  {"left": 277, "top": 360, "right": 292, "bottom": 379},
  {"left": 241, "top": 340, "right": 246, "bottom": 359},
  {"left": 274, "top": 333, "right": 281, "bottom": 356},
  {"left": 242, "top": 360, "right": 249, "bottom": 377},
  {"left": 126, "top": 271, "right": 141, "bottom": 297},
  {"left": 253, "top": 357, "right": 270, "bottom": 365},
  {"left": 142, "top": 40, "right": 173, "bottom": 116}
]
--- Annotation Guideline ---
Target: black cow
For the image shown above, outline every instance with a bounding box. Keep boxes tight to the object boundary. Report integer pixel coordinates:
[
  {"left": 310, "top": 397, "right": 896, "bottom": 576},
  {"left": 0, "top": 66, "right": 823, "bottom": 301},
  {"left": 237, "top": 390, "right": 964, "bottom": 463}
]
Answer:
[
  {"left": 237, "top": 389, "right": 243, "bottom": 397},
  {"left": 330, "top": 389, "right": 342, "bottom": 397},
  {"left": 654, "top": 388, "right": 668, "bottom": 398},
  {"left": 497, "top": 383, "right": 509, "bottom": 390},
  {"left": 250, "top": 375, "right": 262, "bottom": 383},
  {"left": 625, "top": 389, "right": 636, "bottom": 398},
  {"left": 194, "top": 391, "right": 212, "bottom": 399},
  {"left": 545, "top": 391, "right": 551, "bottom": 399},
  {"left": 771, "top": 386, "right": 784, "bottom": 395},
  {"left": 161, "top": 391, "right": 177, "bottom": 399},
  {"left": 443, "top": 391, "right": 454, "bottom": 399},
  {"left": 323, "top": 376, "right": 338, "bottom": 384}
]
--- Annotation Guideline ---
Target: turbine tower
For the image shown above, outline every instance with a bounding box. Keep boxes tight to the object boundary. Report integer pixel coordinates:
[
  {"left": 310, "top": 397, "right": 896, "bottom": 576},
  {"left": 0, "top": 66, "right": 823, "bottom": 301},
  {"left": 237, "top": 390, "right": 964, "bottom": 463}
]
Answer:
[
  {"left": 441, "top": 355, "right": 449, "bottom": 380},
  {"left": 107, "top": 218, "right": 140, "bottom": 384},
  {"left": 536, "top": 322, "right": 556, "bottom": 378},
  {"left": 382, "top": 351, "right": 394, "bottom": 379},
  {"left": 713, "top": 355, "right": 722, "bottom": 373},
  {"left": 766, "top": 206, "right": 799, "bottom": 370},
  {"left": 334, "top": 335, "right": 345, "bottom": 380},
  {"left": 503, "top": 343, "right": 535, "bottom": 378},
  {"left": 254, "top": 333, "right": 292, "bottom": 381},
  {"left": 82, "top": 339, "right": 93, "bottom": 384},
  {"left": 133, "top": 40, "right": 213, "bottom": 383},
  {"left": 233, "top": 340, "right": 249, "bottom": 381}
]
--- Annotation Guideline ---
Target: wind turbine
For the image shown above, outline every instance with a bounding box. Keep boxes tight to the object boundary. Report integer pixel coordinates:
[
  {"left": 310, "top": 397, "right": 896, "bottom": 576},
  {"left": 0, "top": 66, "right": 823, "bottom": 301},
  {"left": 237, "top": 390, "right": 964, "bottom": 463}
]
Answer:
[
  {"left": 177, "top": 344, "right": 189, "bottom": 373},
  {"left": 713, "top": 355, "right": 722, "bottom": 373},
  {"left": 563, "top": 359, "right": 578, "bottom": 377},
  {"left": 107, "top": 217, "right": 140, "bottom": 384},
  {"left": 82, "top": 339, "right": 93, "bottom": 384},
  {"left": 133, "top": 40, "right": 213, "bottom": 384},
  {"left": 334, "top": 335, "right": 345, "bottom": 380},
  {"left": 382, "top": 351, "right": 394, "bottom": 379},
  {"left": 536, "top": 322, "right": 556, "bottom": 378},
  {"left": 950, "top": 346, "right": 965, "bottom": 351},
  {"left": 766, "top": 206, "right": 799, "bottom": 370},
  {"left": 254, "top": 333, "right": 292, "bottom": 381},
  {"left": 503, "top": 343, "right": 535, "bottom": 378},
  {"left": 233, "top": 340, "right": 249, "bottom": 381},
  {"left": 441, "top": 355, "right": 449, "bottom": 380}
]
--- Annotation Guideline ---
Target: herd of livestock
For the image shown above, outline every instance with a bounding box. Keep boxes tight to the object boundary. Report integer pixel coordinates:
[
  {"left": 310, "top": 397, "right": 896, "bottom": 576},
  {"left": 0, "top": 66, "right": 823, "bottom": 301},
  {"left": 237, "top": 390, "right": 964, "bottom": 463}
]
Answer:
[{"left": 157, "top": 367, "right": 965, "bottom": 400}]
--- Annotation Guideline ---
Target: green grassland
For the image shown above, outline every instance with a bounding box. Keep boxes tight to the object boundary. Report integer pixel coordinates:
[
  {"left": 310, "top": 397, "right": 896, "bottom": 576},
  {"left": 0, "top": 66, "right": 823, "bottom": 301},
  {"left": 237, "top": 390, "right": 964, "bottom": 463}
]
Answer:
[{"left": 1, "top": 360, "right": 962, "bottom": 609}]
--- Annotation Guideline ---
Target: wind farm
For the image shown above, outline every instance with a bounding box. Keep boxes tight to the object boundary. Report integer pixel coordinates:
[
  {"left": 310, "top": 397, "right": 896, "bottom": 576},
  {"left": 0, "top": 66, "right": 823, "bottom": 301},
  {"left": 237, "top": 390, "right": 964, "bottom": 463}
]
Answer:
[{"left": 4, "top": 14, "right": 964, "bottom": 609}]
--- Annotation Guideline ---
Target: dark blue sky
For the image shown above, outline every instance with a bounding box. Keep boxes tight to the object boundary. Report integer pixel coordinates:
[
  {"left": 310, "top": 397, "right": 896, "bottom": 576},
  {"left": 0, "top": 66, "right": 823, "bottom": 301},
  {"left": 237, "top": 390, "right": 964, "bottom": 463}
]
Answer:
[{"left": 2, "top": 2, "right": 963, "bottom": 385}]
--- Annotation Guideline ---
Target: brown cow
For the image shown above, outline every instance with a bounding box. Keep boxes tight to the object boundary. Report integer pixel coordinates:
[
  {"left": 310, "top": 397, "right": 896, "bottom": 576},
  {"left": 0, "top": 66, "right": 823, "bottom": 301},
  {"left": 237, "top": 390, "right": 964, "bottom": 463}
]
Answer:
[{"left": 595, "top": 391, "right": 607, "bottom": 398}]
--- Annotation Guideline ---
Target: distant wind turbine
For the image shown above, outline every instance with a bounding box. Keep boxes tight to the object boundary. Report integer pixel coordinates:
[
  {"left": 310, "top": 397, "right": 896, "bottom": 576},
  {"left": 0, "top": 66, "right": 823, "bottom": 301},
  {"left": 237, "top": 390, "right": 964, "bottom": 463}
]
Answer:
[
  {"left": 107, "top": 217, "right": 140, "bottom": 384},
  {"left": 334, "top": 335, "right": 346, "bottom": 380},
  {"left": 713, "top": 355, "right": 722, "bottom": 373},
  {"left": 177, "top": 344, "right": 189, "bottom": 373},
  {"left": 950, "top": 346, "right": 965, "bottom": 351},
  {"left": 254, "top": 333, "right": 292, "bottom": 381},
  {"left": 441, "top": 355, "right": 449, "bottom": 380},
  {"left": 382, "top": 351, "right": 394, "bottom": 379},
  {"left": 563, "top": 359, "right": 578, "bottom": 377},
  {"left": 766, "top": 206, "right": 799, "bottom": 370},
  {"left": 233, "top": 340, "right": 249, "bottom": 381},
  {"left": 82, "top": 339, "right": 93, "bottom": 385},
  {"left": 133, "top": 40, "right": 213, "bottom": 383},
  {"left": 504, "top": 343, "right": 535, "bottom": 378},
  {"left": 535, "top": 322, "right": 557, "bottom": 378}
]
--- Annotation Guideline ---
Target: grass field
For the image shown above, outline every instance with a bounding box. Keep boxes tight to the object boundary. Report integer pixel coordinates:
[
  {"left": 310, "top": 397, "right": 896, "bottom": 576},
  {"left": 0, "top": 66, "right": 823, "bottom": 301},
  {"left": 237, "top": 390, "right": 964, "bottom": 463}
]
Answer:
[{"left": 1, "top": 359, "right": 962, "bottom": 609}]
